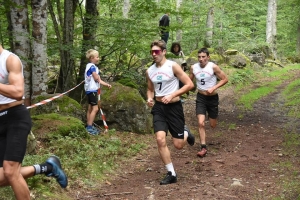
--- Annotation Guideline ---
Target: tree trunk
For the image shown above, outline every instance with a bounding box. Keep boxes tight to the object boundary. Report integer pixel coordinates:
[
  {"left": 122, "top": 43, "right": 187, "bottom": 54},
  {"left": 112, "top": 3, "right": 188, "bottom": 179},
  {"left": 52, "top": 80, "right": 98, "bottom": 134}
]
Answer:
[
  {"left": 31, "top": 0, "right": 48, "bottom": 98},
  {"left": 58, "top": 0, "right": 77, "bottom": 92},
  {"left": 297, "top": 18, "right": 300, "bottom": 55},
  {"left": 192, "top": 0, "right": 200, "bottom": 50},
  {"left": 10, "top": 0, "right": 32, "bottom": 106},
  {"left": 204, "top": 6, "right": 214, "bottom": 48},
  {"left": 72, "top": 0, "right": 98, "bottom": 101},
  {"left": 123, "top": 0, "right": 130, "bottom": 18},
  {"left": 266, "top": 0, "right": 277, "bottom": 59},
  {"left": 176, "top": 0, "right": 183, "bottom": 42}
]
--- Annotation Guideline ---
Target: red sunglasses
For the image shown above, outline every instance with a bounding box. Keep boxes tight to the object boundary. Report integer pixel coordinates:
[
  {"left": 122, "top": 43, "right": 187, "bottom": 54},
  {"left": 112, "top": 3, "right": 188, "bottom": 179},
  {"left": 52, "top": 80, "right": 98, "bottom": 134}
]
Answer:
[{"left": 150, "top": 49, "right": 162, "bottom": 55}]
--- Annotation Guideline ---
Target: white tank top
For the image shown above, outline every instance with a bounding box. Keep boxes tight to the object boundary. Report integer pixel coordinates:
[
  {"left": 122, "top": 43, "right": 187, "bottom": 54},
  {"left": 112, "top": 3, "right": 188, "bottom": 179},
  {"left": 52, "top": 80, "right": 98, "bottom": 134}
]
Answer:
[
  {"left": 84, "top": 63, "right": 100, "bottom": 92},
  {"left": 192, "top": 62, "right": 217, "bottom": 91},
  {"left": 147, "top": 60, "right": 179, "bottom": 97},
  {"left": 0, "top": 50, "right": 24, "bottom": 104}
]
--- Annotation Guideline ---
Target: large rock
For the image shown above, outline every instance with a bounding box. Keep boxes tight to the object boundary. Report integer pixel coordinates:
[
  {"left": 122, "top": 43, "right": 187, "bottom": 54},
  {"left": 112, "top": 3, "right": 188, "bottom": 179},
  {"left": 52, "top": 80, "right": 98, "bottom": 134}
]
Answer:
[
  {"left": 226, "top": 53, "right": 250, "bottom": 69},
  {"left": 99, "top": 82, "right": 152, "bottom": 134}
]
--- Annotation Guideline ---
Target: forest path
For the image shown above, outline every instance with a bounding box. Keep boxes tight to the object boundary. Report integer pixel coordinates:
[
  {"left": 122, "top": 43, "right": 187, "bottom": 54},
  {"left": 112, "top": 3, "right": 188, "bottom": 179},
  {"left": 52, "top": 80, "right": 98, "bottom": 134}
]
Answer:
[{"left": 71, "top": 69, "right": 300, "bottom": 200}]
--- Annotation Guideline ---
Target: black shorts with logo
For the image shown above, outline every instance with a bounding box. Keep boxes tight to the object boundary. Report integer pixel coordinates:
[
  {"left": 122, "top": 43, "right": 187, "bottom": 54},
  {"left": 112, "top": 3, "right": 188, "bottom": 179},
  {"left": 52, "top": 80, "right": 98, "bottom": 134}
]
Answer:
[
  {"left": 0, "top": 105, "right": 32, "bottom": 166},
  {"left": 86, "top": 92, "right": 98, "bottom": 106},
  {"left": 196, "top": 93, "right": 219, "bottom": 119},
  {"left": 151, "top": 101, "right": 185, "bottom": 139}
]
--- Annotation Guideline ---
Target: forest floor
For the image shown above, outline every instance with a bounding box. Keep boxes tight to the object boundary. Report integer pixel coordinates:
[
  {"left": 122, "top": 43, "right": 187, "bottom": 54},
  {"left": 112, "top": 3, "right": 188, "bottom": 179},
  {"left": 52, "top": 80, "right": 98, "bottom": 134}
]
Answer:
[{"left": 69, "top": 70, "right": 300, "bottom": 200}]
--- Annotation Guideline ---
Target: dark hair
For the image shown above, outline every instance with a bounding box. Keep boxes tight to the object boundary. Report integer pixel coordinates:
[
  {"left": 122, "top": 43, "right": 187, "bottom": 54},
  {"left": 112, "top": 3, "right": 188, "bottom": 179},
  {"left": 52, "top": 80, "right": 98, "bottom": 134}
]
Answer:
[
  {"left": 150, "top": 40, "right": 167, "bottom": 50},
  {"left": 170, "top": 42, "right": 182, "bottom": 54},
  {"left": 198, "top": 47, "right": 210, "bottom": 56}
]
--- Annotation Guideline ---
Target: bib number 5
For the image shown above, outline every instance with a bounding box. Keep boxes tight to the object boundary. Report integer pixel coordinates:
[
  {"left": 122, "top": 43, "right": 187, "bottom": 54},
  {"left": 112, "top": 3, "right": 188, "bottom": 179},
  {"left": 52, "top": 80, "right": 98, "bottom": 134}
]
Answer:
[{"left": 201, "top": 79, "right": 205, "bottom": 85}]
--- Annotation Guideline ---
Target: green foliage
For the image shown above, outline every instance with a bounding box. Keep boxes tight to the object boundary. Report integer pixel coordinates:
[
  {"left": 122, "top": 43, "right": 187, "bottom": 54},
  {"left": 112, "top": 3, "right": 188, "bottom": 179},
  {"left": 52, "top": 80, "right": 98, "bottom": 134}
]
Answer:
[
  {"left": 283, "top": 77, "right": 300, "bottom": 118},
  {"left": 229, "top": 68, "right": 254, "bottom": 85}
]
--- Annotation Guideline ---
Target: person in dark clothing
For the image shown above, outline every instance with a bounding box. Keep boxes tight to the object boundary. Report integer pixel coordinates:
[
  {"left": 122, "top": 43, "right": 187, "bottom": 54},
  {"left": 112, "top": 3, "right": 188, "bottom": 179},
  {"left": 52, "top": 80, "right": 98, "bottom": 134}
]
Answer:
[
  {"left": 159, "top": 13, "right": 170, "bottom": 44},
  {"left": 169, "top": 42, "right": 188, "bottom": 102}
]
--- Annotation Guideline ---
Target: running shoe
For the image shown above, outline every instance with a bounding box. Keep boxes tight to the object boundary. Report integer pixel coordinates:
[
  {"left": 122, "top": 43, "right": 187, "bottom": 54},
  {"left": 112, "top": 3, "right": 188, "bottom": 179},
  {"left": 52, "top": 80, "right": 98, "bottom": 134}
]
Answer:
[
  {"left": 184, "top": 125, "right": 195, "bottom": 146},
  {"left": 197, "top": 148, "right": 207, "bottom": 157},
  {"left": 46, "top": 155, "right": 68, "bottom": 188},
  {"left": 160, "top": 171, "right": 177, "bottom": 185}
]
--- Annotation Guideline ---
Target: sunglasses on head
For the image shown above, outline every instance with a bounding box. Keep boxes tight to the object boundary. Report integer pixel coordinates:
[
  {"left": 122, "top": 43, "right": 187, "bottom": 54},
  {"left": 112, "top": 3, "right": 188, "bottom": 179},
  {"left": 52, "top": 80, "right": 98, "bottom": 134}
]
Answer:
[{"left": 150, "top": 49, "right": 162, "bottom": 55}]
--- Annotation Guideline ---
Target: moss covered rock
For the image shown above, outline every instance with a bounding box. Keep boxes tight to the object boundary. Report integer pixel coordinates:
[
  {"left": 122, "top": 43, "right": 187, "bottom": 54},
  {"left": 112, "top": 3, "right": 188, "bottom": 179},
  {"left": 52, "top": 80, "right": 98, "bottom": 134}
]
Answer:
[
  {"left": 31, "top": 113, "right": 87, "bottom": 140},
  {"left": 99, "top": 82, "right": 152, "bottom": 134}
]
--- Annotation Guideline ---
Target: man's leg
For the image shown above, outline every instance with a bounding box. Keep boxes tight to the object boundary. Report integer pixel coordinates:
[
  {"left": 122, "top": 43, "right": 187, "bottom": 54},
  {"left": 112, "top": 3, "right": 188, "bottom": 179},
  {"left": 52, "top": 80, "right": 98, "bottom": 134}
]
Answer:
[
  {"left": 0, "top": 165, "right": 35, "bottom": 187},
  {"left": 1, "top": 161, "right": 30, "bottom": 200},
  {"left": 1, "top": 156, "right": 68, "bottom": 190},
  {"left": 209, "top": 118, "right": 217, "bottom": 129},
  {"left": 197, "top": 114, "right": 208, "bottom": 157},
  {"left": 156, "top": 131, "right": 171, "bottom": 165},
  {"left": 156, "top": 131, "right": 177, "bottom": 185}
]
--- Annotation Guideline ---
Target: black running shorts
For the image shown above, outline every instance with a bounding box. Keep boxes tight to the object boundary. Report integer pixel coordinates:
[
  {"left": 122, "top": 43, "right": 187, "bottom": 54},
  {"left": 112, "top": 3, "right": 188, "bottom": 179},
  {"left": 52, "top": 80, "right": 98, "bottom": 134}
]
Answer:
[
  {"left": 87, "top": 92, "right": 98, "bottom": 106},
  {"left": 151, "top": 101, "right": 185, "bottom": 139},
  {"left": 196, "top": 93, "right": 219, "bottom": 119},
  {"left": 0, "top": 105, "right": 32, "bottom": 167}
]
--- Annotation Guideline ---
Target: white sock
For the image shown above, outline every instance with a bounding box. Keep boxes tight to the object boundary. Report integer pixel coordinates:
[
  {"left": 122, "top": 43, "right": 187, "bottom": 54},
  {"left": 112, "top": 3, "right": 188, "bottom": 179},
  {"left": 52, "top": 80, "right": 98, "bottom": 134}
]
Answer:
[
  {"left": 165, "top": 163, "right": 176, "bottom": 176},
  {"left": 184, "top": 130, "right": 188, "bottom": 138}
]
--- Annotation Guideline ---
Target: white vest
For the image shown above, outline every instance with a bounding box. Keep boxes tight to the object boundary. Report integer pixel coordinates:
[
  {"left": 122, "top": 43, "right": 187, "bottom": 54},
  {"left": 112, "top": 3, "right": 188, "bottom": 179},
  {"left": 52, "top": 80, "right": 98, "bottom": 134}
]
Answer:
[
  {"left": 192, "top": 62, "right": 217, "bottom": 91},
  {"left": 0, "top": 50, "right": 24, "bottom": 104},
  {"left": 147, "top": 60, "right": 179, "bottom": 97},
  {"left": 84, "top": 63, "right": 100, "bottom": 92}
]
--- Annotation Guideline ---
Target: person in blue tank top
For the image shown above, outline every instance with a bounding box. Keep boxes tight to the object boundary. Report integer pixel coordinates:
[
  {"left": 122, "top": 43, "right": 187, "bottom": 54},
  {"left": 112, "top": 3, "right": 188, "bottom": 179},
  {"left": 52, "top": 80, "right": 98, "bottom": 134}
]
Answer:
[
  {"left": 189, "top": 47, "right": 228, "bottom": 158},
  {"left": 146, "top": 40, "right": 195, "bottom": 185}
]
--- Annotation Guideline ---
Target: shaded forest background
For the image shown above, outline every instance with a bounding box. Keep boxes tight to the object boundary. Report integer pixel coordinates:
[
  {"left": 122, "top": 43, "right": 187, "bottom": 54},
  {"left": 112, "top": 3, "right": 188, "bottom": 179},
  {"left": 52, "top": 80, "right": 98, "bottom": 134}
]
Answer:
[{"left": 0, "top": 0, "right": 299, "bottom": 104}]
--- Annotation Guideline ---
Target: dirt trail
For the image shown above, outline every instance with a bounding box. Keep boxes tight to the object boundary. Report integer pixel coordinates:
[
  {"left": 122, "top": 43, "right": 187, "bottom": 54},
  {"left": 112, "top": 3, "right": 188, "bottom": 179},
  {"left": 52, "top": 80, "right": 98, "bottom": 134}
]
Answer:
[{"left": 71, "top": 72, "right": 299, "bottom": 200}]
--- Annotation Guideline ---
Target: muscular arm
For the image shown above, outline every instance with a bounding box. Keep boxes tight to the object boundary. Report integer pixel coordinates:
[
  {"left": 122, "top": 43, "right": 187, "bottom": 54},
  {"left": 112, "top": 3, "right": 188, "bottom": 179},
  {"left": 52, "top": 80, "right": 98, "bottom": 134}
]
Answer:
[
  {"left": 0, "top": 54, "right": 24, "bottom": 100},
  {"left": 170, "top": 63, "right": 194, "bottom": 99},
  {"left": 208, "top": 64, "right": 228, "bottom": 93},
  {"left": 189, "top": 65, "right": 195, "bottom": 81}
]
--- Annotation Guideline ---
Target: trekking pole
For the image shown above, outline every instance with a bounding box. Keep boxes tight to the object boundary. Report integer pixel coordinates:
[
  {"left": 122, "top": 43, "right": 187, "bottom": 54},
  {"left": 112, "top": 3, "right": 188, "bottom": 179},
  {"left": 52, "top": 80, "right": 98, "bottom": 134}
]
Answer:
[{"left": 97, "top": 85, "right": 109, "bottom": 133}]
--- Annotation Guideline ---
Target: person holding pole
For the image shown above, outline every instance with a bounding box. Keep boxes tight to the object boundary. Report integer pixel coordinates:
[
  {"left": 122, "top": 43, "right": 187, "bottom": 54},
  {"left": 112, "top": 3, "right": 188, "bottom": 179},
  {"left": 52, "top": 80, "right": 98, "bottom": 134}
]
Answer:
[{"left": 84, "top": 49, "right": 111, "bottom": 135}]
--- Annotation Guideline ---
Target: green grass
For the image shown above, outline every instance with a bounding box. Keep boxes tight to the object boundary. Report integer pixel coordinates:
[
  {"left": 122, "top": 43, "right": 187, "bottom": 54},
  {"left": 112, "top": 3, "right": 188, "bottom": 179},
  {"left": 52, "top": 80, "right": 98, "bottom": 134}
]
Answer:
[
  {"left": 236, "top": 83, "right": 278, "bottom": 110},
  {"left": 0, "top": 129, "right": 147, "bottom": 199},
  {"left": 282, "top": 79, "right": 300, "bottom": 118}
]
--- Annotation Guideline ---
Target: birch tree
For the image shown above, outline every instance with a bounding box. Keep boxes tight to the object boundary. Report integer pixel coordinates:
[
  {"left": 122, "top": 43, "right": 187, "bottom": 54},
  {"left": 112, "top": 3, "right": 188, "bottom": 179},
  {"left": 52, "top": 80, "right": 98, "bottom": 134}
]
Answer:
[
  {"left": 31, "top": 0, "right": 48, "bottom": 97},
  {"left": 123, "top": 0, "right": 130, "bottom": 18},
  {"left": 175, "top": 0, "right": 183, "bottom": 42},
  {"left": 266, "top": 0, "right": 277, "bottom": 59},
  {"left": 204, "top": 3, "right": 214, "bottom": 47},
  {"left": 10, "top": 0, "right": 31, "bottom": 105}
]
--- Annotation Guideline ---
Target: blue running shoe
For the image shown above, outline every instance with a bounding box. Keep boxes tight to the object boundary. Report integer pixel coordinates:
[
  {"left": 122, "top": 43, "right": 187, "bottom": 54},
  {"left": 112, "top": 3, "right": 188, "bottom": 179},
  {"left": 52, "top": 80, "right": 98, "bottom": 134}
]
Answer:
[
  {"left": 46, "top": 155, "right": 68, "bottom": 188},
  {"left": 86, "top": 126, "right": 99, "bottom": 135},
  {"left": 92, "top": 126, "right": 101, "bottom": 134}
]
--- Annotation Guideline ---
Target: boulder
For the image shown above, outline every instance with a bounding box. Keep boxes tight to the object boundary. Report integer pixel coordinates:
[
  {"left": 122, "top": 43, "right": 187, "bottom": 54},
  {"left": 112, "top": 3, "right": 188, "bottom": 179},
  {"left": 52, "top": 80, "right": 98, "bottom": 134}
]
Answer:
[
  {"left": 227, "top": 53, "right": 250, "bottom": 69},
  {"left": 99, "top": 82, "right": 152, "bottom": 134}
]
